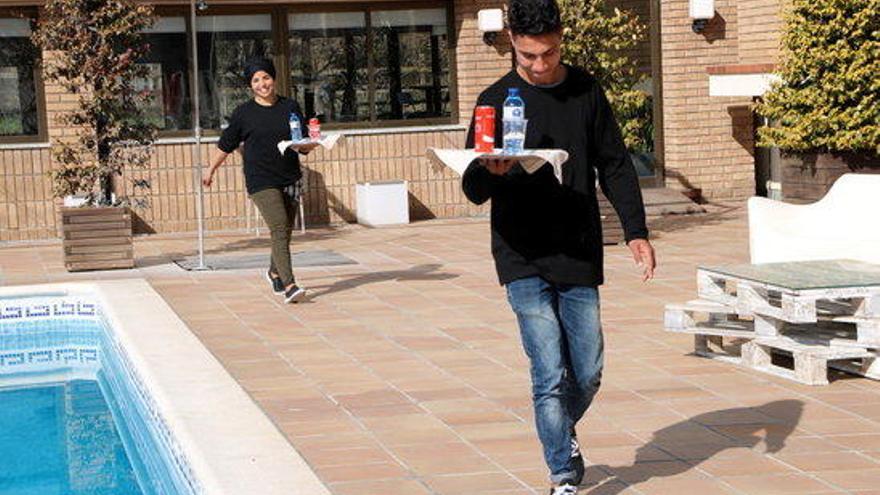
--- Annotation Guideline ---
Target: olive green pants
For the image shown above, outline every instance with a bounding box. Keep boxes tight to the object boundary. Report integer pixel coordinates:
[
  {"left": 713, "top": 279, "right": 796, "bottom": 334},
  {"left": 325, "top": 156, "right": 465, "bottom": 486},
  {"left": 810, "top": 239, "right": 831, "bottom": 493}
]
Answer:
[{"left": 250, "top": 187, "right": 298, "bottom": 286}]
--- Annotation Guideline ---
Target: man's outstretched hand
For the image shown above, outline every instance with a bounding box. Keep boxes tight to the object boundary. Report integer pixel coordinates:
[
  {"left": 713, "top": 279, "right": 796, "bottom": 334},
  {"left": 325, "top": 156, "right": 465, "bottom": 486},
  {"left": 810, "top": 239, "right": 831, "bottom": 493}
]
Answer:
[{"left": 627, "top": 238, "right": 656, "bottom": 282}]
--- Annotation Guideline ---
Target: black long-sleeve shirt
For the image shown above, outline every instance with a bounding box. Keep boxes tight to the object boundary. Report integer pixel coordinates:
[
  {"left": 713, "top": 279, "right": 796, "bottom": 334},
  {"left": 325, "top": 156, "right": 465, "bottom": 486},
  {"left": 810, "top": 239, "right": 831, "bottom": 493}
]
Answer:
[
  {"left": 218, "top": 96, "right": 302, "bottom": 195},
  {"left": 462, "top": 66, "right": 648, "bottom": 286}
]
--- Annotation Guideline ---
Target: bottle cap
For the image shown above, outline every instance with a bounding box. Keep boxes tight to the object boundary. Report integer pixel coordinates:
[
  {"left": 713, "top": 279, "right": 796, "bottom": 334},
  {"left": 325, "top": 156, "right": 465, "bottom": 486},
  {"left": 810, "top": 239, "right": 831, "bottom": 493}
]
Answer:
[
  {"left": 309, "top": 118, "right": 319, "bottom": 125},
  {"left": 508, "top": 88, "right": 519, "bottom": 97}
]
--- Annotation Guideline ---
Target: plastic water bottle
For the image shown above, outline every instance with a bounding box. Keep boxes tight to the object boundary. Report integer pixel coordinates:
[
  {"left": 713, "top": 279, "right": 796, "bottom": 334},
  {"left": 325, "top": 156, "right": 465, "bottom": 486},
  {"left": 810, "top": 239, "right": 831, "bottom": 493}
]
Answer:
[
  {"left": 289, "top": 112, "right": 302, "bottom": 142},
  {"left": 502, "top": 88, "right": 525, "bottom": 154}
]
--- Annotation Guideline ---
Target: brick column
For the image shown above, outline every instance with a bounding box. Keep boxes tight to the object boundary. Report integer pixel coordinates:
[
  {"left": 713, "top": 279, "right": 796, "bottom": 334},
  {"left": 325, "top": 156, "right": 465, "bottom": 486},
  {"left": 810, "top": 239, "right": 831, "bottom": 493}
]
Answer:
[{"left": 659, "top": 0, "right": 783, "bottom": 200}]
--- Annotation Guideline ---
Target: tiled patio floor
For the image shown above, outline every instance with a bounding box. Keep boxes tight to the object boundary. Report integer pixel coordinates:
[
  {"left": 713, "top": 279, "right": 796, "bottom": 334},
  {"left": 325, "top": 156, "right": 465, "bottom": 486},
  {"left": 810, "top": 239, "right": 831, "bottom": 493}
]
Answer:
[{"left": 3, "top": 202, "right": 880, "bottom": 494}]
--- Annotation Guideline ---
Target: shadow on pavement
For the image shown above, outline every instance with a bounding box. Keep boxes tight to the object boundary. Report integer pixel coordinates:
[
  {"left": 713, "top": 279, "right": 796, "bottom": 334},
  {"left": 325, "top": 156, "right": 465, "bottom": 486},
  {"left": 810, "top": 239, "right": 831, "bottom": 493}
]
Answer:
[
  {"left": 307, "top": 263, "right": 459, "bottom": 298},
  {"left": 583, "top": 400, "right": 804, "bottom": 494}
]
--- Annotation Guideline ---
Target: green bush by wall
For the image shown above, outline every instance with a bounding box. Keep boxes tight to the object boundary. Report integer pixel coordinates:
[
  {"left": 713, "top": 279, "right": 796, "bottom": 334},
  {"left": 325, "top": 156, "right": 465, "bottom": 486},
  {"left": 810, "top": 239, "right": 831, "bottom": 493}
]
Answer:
[{"left": 757, "top": 0, "right": 880, "bottom": 156}]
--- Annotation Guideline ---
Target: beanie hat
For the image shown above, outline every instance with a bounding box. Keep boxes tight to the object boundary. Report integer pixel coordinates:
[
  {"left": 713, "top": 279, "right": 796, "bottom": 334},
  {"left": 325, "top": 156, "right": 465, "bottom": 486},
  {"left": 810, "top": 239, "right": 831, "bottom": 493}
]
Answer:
[{"left": 243, "top": 58, "right": 276, "bottom": 82}]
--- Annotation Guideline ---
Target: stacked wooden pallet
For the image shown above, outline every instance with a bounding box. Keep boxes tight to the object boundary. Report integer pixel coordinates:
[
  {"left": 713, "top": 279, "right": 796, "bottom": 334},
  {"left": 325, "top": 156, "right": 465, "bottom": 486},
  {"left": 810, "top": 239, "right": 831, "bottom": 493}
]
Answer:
[{"left": 665, "top": 269, "right": 880, "bottom": 385}]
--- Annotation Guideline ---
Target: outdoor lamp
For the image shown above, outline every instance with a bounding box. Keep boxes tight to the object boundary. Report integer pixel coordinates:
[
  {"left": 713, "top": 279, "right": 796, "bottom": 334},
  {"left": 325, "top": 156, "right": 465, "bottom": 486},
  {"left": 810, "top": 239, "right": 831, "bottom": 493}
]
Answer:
[
  {"left": 689, "top": 0, "right": 715, "bottom": 33},
  {"left": 477, "top": 9, "right": 504, "bottom": 46}
]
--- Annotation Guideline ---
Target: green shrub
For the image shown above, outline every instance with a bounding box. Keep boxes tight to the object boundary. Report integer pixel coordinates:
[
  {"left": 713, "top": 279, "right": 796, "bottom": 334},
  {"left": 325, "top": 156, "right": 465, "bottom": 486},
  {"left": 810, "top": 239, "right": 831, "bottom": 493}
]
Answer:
[
  {"left": 558, "top": 0, "right": 653, "bottom": 153},
  {"left": 756, "top": 0, "right": 880, "bottom": 156}
]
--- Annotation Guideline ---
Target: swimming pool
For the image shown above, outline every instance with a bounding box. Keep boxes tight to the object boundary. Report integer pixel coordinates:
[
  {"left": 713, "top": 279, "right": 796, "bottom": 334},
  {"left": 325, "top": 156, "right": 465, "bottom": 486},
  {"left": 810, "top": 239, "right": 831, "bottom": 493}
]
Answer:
[
  {"left": 0, "top": 381, "right": 144, "bottom": 494},
  {"left": 0, "top": 281, "right": 329, "bottom": 495}
]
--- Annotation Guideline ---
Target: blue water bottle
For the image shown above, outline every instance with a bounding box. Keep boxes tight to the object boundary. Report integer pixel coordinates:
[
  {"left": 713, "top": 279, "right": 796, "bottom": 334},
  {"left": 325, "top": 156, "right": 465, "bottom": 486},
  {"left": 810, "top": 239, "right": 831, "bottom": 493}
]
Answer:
[
  {"left": 289, "top": 112, "right": 302, "bottom": 142},
  {"left": 502, "top": 88, "right": 526, "bottom": 154}
]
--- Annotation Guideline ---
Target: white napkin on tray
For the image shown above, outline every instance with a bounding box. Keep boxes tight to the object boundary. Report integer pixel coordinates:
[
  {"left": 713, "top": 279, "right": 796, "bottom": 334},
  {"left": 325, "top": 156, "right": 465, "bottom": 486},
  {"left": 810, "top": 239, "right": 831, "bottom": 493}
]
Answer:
[
  {"left": 426, "top": 148, "right": 569, "bottom": 183},
  {"left": 277, "top": 133, "right": 344, "bottom": 155}
]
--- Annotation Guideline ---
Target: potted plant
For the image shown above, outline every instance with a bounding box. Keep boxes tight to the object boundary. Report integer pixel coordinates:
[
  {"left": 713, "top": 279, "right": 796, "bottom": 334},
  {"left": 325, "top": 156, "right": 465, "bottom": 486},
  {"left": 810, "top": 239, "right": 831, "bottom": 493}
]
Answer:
[
  {"left": 756, "top": 0, "right": 879, "bottom": 202},
  {"left": 559, "top": 0, "right": 653, "bottom": 243},
  {"left": 33, "top": 0, "right": 157, "bottom": 271}
]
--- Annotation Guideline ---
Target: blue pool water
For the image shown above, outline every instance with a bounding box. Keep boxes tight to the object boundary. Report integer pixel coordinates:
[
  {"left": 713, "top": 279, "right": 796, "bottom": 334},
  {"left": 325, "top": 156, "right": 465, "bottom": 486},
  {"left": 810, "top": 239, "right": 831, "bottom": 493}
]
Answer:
[
  {"left": 0, "top": 296, "right": 200, "bottom": 495},
  {"left": 0, "top": 381, "right": 143, "bottom": 495}
]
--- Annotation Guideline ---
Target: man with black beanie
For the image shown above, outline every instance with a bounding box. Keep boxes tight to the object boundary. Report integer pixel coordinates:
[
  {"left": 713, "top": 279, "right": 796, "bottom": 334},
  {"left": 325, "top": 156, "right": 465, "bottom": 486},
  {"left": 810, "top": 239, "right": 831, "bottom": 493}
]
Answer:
[{"left": 461, "top": 0, "right": 656, "bottom": 493}]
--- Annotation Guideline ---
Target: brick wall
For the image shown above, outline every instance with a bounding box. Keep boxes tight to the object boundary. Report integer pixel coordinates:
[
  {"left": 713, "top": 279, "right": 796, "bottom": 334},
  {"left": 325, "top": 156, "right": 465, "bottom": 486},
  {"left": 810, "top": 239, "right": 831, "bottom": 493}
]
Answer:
[
  {"left": 0, "top": 146, "right": 55, "bottom": 241},
  {"left": 119, "top": 129, "right": 483, "bottom": 234},
  {"left": 660, "top": 0, "right": 782, "bottom": 200},
  {"left": 0, "top": 0, "right": 510, "bottom": 242},
  {"left": 737, "top": 0, "right": 782, "bottom": 65},
  {"left": 453, "top": 0, "right": 512, "bottom": 125},
  {"left": 0, "top": 50, "right": 66, "bottom": 242}
]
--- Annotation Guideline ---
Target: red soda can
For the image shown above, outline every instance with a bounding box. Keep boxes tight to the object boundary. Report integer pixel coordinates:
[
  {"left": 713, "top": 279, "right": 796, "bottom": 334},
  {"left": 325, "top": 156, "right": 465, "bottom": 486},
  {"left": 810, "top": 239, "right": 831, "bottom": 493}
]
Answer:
[
  {"left": 474, "top": 106, "right": 495, "bottom": 153},
  {"left": 308, "top": 118, "right": 321, "bottom": 140}
]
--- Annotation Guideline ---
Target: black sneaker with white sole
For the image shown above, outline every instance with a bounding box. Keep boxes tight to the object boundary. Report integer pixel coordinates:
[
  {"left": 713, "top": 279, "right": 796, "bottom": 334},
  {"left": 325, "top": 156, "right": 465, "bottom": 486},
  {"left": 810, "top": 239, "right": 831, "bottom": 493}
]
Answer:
[
  {"left": 283, "top": 284, "right": 307, "bottom": 303},
  {"left": 266, "top": 269, "right": 285, "bottom": 294}
]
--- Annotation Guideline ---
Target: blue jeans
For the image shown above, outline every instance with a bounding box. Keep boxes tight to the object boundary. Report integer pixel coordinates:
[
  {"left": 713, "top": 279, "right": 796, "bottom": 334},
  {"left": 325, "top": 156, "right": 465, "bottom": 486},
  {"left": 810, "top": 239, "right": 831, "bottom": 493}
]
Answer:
[{"left": 505, "top": 276, "right": 604, "bottom": 484}]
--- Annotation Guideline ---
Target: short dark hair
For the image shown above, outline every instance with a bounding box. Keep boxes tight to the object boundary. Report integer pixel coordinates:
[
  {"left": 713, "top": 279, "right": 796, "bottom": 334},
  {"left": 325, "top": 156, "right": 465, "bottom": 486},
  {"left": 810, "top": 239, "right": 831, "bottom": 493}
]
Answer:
[{"left": 507, "top": 0, "right": 562, "bottom": 36}]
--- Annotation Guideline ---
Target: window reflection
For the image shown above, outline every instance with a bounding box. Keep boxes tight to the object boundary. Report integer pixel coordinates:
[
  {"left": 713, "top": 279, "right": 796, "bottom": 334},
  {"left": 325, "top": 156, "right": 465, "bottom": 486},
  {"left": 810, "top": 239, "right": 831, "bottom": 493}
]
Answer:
[
  {"left": 196, "top": 14, "right": 273, "bottom": 130},
  {"left": 372, "top": 9, "right": 449, "bottom": 121},
  {"left": 139, "top": 17, "right": 190, "bottom": 131},
  {"left": 0, "top": 18, "right": 39, "bottom": 137},
  {"left": 289, "top": 13, "right": 368, "bottom": 123}
]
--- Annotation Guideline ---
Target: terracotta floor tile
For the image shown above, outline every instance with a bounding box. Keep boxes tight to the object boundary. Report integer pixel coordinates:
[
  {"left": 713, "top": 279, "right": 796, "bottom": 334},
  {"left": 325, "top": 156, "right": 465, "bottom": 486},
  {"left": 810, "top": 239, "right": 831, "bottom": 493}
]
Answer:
[
  {"left": 826, "top": 434, "right": 880, "bottom": 452},
  {"left": 697, "top": 452, "right": 793, "bottom": 477},
  {"left": 11, "top": 205, "right": 880, "bottom": 495},
  {"left": 773, "top": 451, "right": 880, "bottom": 471},
  {"left": 423, "top": 472, "right": 525, "bottom": 494},
  {"left": 316, "top": 461, "right": 410, "bottom": 483},
  {"left": 799, "top": 418, "right": 880, "bottom": 436},
  {"left": 815, "top": 469, "right": 880, "bottom": 491},
  {"left": 718, "top": 473, "right": 838, "bottom": 494},
  {"left": 605, "top": 460, "right": 695, "bottom": 485},
  {"left": 330, "top": 478, "right": 433, "bottom": 495},
  {"left": 587, "top": 446, "right": 676, "bottom": 466},
  {"left": 626, "top": 474, "right": 740, "bottom": 495}
]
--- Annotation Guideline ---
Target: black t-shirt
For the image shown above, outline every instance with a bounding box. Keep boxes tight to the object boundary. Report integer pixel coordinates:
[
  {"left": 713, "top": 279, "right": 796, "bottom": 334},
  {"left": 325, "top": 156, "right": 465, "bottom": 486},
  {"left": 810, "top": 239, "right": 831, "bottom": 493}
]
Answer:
[
  {"left": 217, "top": 96, "right": 303, "bottom": 195},
  {"left": 462, "top": 66, "right": 649, "bottom": 287}
]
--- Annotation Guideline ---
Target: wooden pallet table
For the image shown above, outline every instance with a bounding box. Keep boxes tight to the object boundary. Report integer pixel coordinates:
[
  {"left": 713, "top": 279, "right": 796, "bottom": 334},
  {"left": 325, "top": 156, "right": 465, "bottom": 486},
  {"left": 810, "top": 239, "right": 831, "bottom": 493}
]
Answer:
[
  {"left": 697, "top": 260, "right": 880, "bottom": 322},
  {"left": 666, "top": 259, "right": 880, "bottom": 385}
]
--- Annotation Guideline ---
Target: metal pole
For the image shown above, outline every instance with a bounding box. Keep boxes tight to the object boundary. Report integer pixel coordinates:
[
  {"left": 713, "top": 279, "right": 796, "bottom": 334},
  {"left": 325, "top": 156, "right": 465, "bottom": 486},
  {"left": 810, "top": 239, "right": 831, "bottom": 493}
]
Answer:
[{"left": 191, "top": 0, "right": 207, "bottom": 270}]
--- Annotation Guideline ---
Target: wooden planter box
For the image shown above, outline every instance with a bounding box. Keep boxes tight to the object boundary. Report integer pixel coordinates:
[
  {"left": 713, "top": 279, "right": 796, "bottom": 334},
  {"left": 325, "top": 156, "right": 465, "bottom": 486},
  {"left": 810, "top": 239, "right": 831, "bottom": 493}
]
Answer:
[
  {"left": 61, "top": 206, "right": 134, "bottom": 272},
  {"left": 781, "top": 152, "right": 880, "bottom": 202}
]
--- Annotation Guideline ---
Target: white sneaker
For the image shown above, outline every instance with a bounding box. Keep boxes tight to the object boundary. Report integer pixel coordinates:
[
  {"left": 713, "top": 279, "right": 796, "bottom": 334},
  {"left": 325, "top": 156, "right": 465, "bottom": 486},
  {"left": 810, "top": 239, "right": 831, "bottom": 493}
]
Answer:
[
  {"left": 550, "top": 482, "right": 578, "bottom": 495},
  {"left": 283, "top": 284, "right": 307, "bottom": 303}
]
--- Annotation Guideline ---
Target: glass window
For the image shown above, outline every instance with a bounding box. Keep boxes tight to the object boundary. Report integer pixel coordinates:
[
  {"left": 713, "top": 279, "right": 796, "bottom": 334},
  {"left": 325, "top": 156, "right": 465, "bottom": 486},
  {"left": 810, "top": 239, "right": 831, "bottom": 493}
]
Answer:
[
  {"left": 372, "top": 9, "right": 450, "bottom": 121},
  {"left": 0, "top": 18, "right": 39, "bottom": 138},
  {"left": 196, "top": 14, "right": 273, "bottom": 130},
  {"left": 288, "top": 7, "right": 451, "bottom": 125},
  {"left": 288, "top": 12, "right": 368, "bottom": 123},
  {"left": 139, "top": 17, "right": 191, "bottom": 131}
]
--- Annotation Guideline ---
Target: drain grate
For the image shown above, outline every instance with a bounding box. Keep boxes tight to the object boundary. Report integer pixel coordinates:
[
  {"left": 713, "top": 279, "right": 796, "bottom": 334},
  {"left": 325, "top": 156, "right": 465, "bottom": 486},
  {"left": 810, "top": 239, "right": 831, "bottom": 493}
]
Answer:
[{"left": 174, "top": 249, "right": 358, "bottom": 271}]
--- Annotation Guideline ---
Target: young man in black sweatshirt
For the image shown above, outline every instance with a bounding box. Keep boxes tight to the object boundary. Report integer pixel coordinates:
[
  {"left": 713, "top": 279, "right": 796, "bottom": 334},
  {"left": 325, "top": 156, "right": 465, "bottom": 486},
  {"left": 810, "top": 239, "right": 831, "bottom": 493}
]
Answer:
[{"left": 461, "top": 0, "right": 656, "bottom": 493}]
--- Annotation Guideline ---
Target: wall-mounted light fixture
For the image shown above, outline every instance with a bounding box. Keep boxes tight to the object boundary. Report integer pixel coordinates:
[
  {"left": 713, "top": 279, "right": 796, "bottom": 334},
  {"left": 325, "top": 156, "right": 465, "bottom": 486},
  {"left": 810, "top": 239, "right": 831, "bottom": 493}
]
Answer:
[
  {"left": 689, "top": 0, "right": 715, "bottom": 33},
  {"left": 477, "top": 9, "right": 504, "bottom": 46}
]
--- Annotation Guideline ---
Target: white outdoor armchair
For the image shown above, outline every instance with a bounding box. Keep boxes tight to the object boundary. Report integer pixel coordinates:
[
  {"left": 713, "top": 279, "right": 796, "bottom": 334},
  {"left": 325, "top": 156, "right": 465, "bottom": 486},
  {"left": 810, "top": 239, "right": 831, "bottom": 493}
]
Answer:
[{"left": 748, "top": 173, "right": 880, "bottom": 264}]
